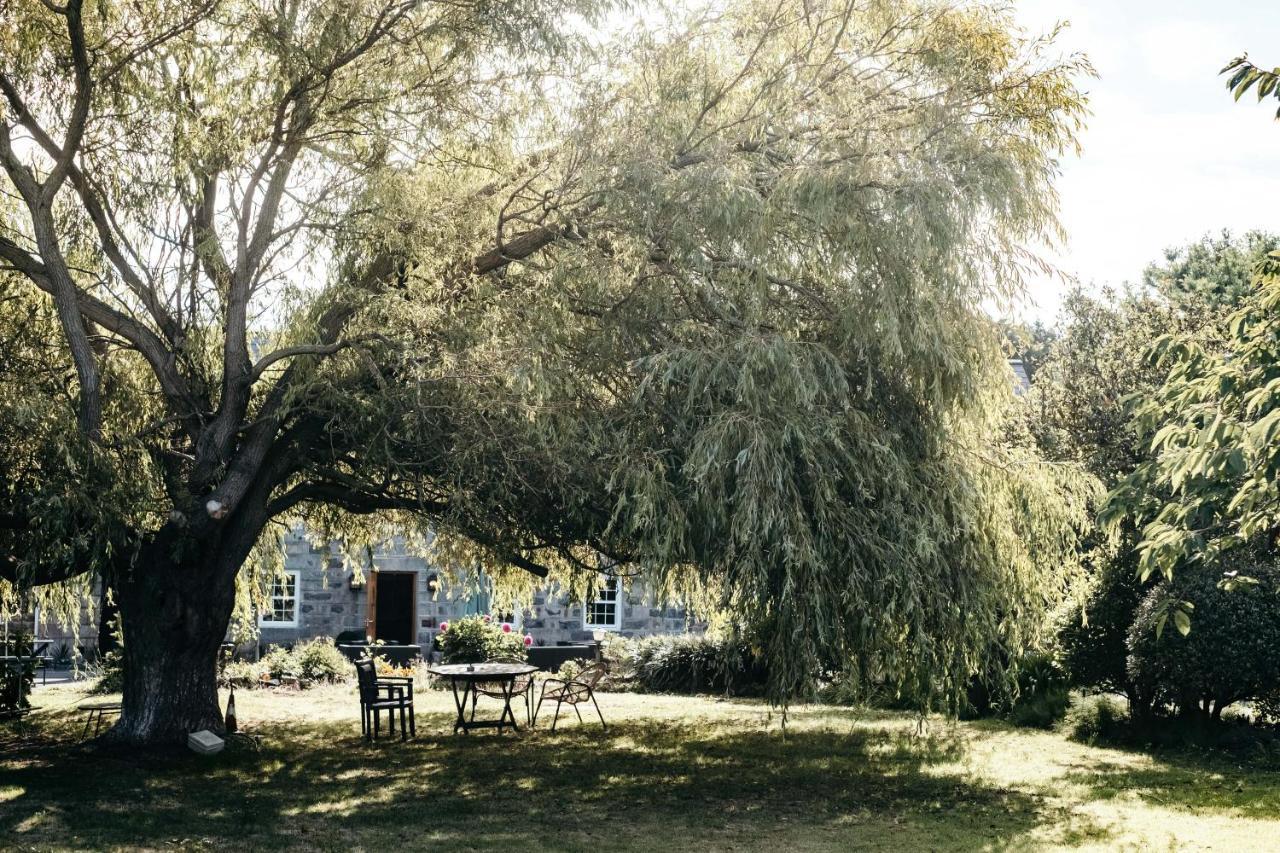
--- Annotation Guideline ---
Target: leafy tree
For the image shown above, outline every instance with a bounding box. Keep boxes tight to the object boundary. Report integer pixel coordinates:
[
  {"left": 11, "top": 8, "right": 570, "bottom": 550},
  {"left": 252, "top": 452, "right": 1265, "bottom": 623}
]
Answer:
[
  {"left": 999, "top": 319, "right": 1056, "bottom": 381},
  {"left": 1028, "top": 289, "right": 1222, "bottom": 706},
  {"left": 1103, "top": 250, "right": 1280, "bottom": 583},
  {"left": 1097, "top": 50, "right": 1280, "bottom": 666},
  {"left": 1029, "top": 288, "right": 1214, "bottom": 485},
  {"left": 1127, "top": 556, "right": 1280, "bottom": 721},
  {"left": 1142, "top": 231, "right": 1280, "bottom": 310},
  {"left": 0, "top": 0, "right": 1091, "bottom": 744}
]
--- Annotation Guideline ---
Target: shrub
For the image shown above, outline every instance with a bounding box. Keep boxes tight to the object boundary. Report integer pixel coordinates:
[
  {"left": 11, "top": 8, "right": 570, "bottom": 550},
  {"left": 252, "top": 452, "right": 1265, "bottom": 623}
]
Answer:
[
  {"left": 1064, "top": 694, "right": 1130, "bottom": 743},
  {"left": 1059, "top": 548, "right": 1147, "bottom": 705},
  {"left": 221, "top": 659, "right": 265, "bottom": 689},
  {"left": 261, "top": 644, "right": 299, "bottom": 681},
  {"left": 1127, "top": 557, "right": 1280, "bottom": 720},
  {"left": 1004, "top": 653, "right": 1072, "bottom": 728},
  {"left": 0, "top": 641, "right": 34, "bottom": 716},
  {"left": 293, "top": 637, "right": 349, "bottom": 682},
  {"left": 436, "top": 615, "right": 528, "bottom": 664},
  {"left": 257, "top": 637, "right": 351, "bottom": 685},
  {"left": 609, "top": 634, "right": 769, "bottom": 696},
  {"left": 961, "top": 650, "right": 1071, "bottom": 727}
]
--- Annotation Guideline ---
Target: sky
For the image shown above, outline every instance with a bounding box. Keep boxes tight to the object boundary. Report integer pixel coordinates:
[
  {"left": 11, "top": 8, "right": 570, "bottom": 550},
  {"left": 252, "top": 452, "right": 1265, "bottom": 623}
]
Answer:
[{"left": 1010, "top": 0, "right": 1280, "bottom": 322}]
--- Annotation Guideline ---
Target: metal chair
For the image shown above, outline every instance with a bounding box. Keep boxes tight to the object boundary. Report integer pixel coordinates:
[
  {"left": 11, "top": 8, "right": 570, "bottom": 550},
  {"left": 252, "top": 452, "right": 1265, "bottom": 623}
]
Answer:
[
  {"left": 475, "top": 656, "right": 536, "bottom": 726},
  {"left": 354, "top": 657, "right": 415, "bottom": 741},
  {"left": 534, "top": 663, "right": 608, "bottom": 731}
]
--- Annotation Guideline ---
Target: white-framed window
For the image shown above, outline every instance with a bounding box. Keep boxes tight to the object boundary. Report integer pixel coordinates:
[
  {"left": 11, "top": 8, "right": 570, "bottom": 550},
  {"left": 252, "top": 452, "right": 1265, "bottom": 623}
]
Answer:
[
  {"left": 583, "top": 576, "right": 623, "bottom": 630},
  {"left": 260, "top": 571, "right": 301, "bottom": 627}
]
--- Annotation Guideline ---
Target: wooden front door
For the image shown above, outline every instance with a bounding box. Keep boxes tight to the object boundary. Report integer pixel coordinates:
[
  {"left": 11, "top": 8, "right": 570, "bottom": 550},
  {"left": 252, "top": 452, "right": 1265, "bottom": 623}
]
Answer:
[{"left": 368, "top": 571, "right": 417, "bottom": 645}]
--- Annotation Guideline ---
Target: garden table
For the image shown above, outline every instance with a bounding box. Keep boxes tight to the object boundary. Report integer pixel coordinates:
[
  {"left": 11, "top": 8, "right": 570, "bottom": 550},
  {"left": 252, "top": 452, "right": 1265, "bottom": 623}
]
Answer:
[
  {"left": 428, "top": 662, "right": 538, "bottom": 735},
  {"left": 78, "top": 701, "right": 122, "bottom": 739}
]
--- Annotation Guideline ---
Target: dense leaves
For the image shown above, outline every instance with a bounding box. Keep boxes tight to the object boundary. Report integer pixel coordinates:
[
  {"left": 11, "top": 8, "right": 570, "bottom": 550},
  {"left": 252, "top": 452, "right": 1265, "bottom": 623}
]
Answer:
[
  {"left": 1127, "top": 557, "right": 1280, "bottom": 719},
  {"left": 1102, "top": 250, "right": 1280, "bottom": 584},
  {"left": 1142, "top": 231, "right": 1279, "bottom": 310},
  {"left": 1, "top": 0, "right": 1093, "bottom": 724}
]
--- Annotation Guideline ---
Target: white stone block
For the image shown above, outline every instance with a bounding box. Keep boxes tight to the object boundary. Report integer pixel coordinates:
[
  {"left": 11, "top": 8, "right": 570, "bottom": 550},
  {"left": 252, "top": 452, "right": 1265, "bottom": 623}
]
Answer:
[{"left": 187, "top": 729, "right": 225, "bottom": 755}]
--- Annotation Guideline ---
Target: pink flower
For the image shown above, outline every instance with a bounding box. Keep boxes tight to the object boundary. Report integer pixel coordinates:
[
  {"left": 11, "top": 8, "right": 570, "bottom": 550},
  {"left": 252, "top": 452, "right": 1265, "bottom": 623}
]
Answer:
[
  {"left": 523, "top": 634, "right": 533, "bottom": 647},
  {"left": 482, "top": 614, "right": 492, "bottom": 623},
  {"left": 501, "top": 622, "right": 512, "bottom": 633},
  {"left": 438, "top": 621, "right": 448, "bottom": 632}
]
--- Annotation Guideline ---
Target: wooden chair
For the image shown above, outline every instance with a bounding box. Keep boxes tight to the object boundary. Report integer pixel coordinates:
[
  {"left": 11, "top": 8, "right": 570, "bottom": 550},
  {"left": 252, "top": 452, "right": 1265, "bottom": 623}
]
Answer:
[
  {"left": 354, "top": 657, "right": 415, "bottom": 741},
  {"left": 475, "top": 656, "right": 536, "bottom": 726},
  {"left": 534, "top": 663, "right": 608, "bottom": 732}
]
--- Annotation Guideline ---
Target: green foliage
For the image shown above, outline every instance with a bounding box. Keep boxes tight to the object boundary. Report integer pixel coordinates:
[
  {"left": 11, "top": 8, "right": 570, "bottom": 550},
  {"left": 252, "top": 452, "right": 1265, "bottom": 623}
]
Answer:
[
  {"left": 997, "top": 652, "right": 1072, "bottom": 729},
  {"left": 1059, "top": 552, "right": 1145, "bottom": 699},
  {"left": 435, "top": 616, "right": 526, "bottom": 665},
  {"left": 261, "top": 638, "right": 351, "bottom": 684},
  {"left": 1103, "top": 251, "right": 1280, "bottom": 584},
  {"left": 961, "top": 650, "right": 1070, "bottom": 728},
  {"left": 0, "top": 0, "right": 1094, "bottom": 720},
  {"left": 606, "top": 634, "right": 771, "bottom": 696},
  {"left": 0, "top": 629, "right": 35, "bottom": 715},
  {"left": 88, "top": 614, "right": 125, "bottom": 695},
  {"left": 220, "top": 660, "right": 265, "bottom": 690},
  {"left": 1029, "top": 287, "right": 1220, "bottom": 485},
  {"left": 292, "top": 638, "right": 350, "bottom": 682},
  {"left": 999, "top": 319, "right": 1057, "bottom": 381},
  {"left": 1143, "top": 231, "right": 1280, "bottom": 310},
  {"left": 1028, "top": 288, "right": 1222, "bottom": 710},
  {"left": 1222, "top": 55, "right": 1280, "bottom": 118},
  {"left": 90, "top": 650, "right": 124, "bottom": 695},
  {"left": 1063, "top": 694, "right": 1131, "bottom": 744},
  {"left": 1126, "top": 558, "right": 1280, "bottom": 719}
]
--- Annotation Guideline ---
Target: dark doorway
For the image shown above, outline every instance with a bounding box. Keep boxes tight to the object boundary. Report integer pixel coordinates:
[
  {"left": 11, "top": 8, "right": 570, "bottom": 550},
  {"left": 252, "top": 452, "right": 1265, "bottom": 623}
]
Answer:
[{"left": 372, "top": 572, "right": 416, "bottom": 645}]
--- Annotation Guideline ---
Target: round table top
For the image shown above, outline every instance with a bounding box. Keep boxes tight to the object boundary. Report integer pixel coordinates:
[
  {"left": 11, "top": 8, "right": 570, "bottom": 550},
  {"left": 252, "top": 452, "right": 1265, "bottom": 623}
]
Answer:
[{"left": 428, "top": 662, "right": 537, "bottom": 679}]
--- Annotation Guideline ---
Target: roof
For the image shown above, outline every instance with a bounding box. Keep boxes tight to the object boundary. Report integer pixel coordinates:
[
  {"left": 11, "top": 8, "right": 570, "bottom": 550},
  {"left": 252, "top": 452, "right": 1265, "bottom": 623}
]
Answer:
[{"left": 1009, "top": 358, "right": 1031, "bottom": 396}]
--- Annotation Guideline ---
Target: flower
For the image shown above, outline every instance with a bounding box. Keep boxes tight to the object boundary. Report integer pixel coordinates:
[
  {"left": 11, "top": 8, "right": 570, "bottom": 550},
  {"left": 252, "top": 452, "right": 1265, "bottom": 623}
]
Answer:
[
  {"left": 482, "top": 614, "right": 492, "bottom": 623},
  {"left": 438, "top": 621, "right": 448, "bottom": 632},
  {"left": 523, "top": 634, "right": 534, "bottom": 647},
  {"left": 501, "top": 622, "right": 512, "bottom": 633}
]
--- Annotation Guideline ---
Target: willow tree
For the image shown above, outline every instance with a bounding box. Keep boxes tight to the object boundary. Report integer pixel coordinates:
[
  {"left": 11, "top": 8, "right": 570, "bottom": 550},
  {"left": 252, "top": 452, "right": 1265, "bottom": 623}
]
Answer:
[{"left": 0, "top": 0, "right": 1091, "bottom": 744}]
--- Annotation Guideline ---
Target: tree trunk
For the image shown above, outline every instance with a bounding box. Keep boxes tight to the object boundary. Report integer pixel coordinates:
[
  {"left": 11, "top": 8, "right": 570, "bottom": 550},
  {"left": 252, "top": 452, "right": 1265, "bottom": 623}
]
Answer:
[{"left": 105, "top": 531, "right": 241, "bottom": 746}]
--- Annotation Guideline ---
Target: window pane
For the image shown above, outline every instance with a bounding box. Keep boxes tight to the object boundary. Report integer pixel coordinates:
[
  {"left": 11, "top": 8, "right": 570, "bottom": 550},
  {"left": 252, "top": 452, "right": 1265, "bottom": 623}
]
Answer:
[
  {"left": 263, "top": 574, "right": 297, "bottom": 623},
  {"left": 586, "top": 577, "right": 619, "bottom": 627}
]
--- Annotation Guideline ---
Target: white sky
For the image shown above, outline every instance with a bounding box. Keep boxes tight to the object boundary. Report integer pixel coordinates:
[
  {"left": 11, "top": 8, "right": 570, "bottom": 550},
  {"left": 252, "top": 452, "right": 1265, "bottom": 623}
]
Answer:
[{"left": 1010, "top": 0, "right": 1280, "bottom": 322}]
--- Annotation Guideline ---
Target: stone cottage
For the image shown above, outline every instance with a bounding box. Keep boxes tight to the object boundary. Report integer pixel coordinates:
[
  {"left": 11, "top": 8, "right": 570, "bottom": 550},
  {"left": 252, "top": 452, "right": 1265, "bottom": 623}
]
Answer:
[{"left": 256, "top": 530, "right": 702, "bottom": 654}]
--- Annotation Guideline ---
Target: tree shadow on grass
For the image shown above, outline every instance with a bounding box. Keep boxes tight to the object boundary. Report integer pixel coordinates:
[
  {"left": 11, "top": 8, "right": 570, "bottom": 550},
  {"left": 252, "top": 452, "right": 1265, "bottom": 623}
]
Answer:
[
  {"left": 1062, "top": 751, "right": 1280, "bottom": 820},
  {"left": 1, "top": 706, "right": 1105, "bottom": 851}
]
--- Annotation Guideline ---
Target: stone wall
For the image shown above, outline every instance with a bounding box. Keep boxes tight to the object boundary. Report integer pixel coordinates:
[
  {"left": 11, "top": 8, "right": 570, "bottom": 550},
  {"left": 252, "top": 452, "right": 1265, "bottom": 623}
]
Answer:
[
  {"left": 256, "top": 531, "right": 705, "bottom": 653},
  {"left": 5, "top": 531, "right": 705, "bottom": 657}
]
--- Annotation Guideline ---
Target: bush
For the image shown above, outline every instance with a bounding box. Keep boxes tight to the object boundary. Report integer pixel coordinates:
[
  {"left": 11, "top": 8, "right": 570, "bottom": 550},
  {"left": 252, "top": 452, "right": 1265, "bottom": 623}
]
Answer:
[
  {"left": 221, "top": 659, "right": 265, "bottom": 689},
  {"left": 607, "top": 634, "right": 769, "bottom": 696},
  {"left": 1064, "top": 694, "right": 1130, "bottom": 743},
  {"left": 1008, "top": 652, "right": 1071, "bottom": 728},
  {"left": 1127, "top": 557, "right": 1280, "bottom": 720},
  {"left": 0, "top": 633, "right": 35, "bottom": 716},
  {"left": 960, "top": 650, "right": 1071, "bottom": 727},
  {"left": 436, "top": 615, "right": 527, "bottom": 664},
  {"left": 257, "top": 637, "right": 351, "bottom": 684},
  {"left": 293, "top": 637, "right": 349, "bottom": 682},
  {"left": 1059, "top": 547, "right": 1146, "bottom": 703}
]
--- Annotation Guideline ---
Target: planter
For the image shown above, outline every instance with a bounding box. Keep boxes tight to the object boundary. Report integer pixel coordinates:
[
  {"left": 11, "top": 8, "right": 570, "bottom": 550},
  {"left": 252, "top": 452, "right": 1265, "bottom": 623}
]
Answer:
[{"left": 527, "top": 644, "right": 596, "bottom": 672}]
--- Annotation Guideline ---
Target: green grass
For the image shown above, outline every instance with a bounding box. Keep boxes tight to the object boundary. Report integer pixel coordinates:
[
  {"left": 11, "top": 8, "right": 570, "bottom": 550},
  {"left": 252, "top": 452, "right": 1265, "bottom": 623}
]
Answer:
[{"left": 4, "top": 683, "right": 1280, "bottom": 851}]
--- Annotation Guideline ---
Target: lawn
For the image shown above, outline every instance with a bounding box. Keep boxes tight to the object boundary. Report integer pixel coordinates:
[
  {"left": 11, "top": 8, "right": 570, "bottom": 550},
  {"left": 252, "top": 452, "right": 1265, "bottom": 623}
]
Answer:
[{"left": 3, "top": 682, "right": 1279, "bottom": 851}]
